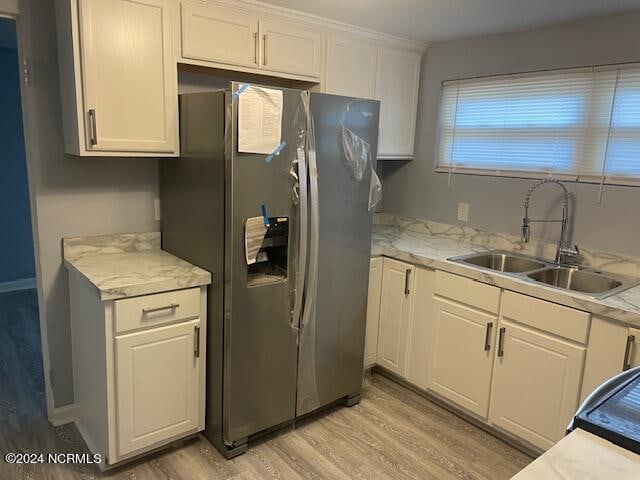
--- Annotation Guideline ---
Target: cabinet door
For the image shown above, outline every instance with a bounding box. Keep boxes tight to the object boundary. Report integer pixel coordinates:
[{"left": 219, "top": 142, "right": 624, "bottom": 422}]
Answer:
[
  {"left": 181, "top": 2, "right": 259, "bottom": 68},
  {"left": 78, "top": 0, "right": 177, "bottom": 153},
  {"left": 259, "top": 19, "right": 322, "bottom": 78},
  {"left": 375, "top": 47, "right": 421, "bottom": 159},
  {"left": 364, "top": 258, "right": 383, "bottom": 368},
  {"left": 490, "top": 320, "right": 585, "bottom": 451},
  {"left": 427, "top": 298, "right": 497, "bottom": 418},
  {"left": 324, "top": 34, "right": 376, "bottom": 99},
  {"left": 376, "top": 258, "right": 415, "bottom": 377},
  {"left": 405, "top": 267, "right": 435, "bottom": 389},
  {"left": 115, "top": 320, "right": 200, "bottom": 457}
]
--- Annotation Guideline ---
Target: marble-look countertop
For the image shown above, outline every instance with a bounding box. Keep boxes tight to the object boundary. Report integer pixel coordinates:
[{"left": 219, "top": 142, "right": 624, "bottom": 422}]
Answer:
[
  {"left": 373, "top": 224, "right": 640, "bottom": 327},
  {"left": 511, "top": 429, "right": 640, "bottom": 479},
  {"left": 63, "top": 232, "right": 211, "bottom": 301}
]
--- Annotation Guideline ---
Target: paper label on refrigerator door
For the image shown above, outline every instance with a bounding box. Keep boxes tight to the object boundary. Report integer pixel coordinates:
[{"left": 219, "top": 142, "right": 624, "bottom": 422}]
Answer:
[{"left": 238, "top": 86, "right": 283, "bottom": 155}]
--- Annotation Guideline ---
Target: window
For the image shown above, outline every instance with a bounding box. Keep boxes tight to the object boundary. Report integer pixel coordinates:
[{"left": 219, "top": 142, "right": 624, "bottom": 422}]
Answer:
[{"left": 436, "top": 64, "right": 640, "bottom": 185}]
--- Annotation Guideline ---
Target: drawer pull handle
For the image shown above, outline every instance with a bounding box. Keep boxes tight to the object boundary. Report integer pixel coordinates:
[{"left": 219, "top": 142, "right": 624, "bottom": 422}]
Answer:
[
  {"left": 624, "top": 334, "right": 635, "bottom": 371},
  {"left": 263, "top": 34, "right": 267, "bottom": 66},
  {"left": 497, "top": 327, "right": 506, "bottom": 357},
  {"left": 142, "top": 303, "right": 179, "bottom": 314},
  {"left": 253, "top": 32, "right": 258, "bottom": 64},
  {"left": 194, "top": 325, "right": 200, "bottom": 358},
  {"left": 484, "top": 322, "right": 493, "bottom": 351},
  {"left": 404, "top": 269, "right": 411, "bottom": 295},
  {"left": 88, "top": 109, "right": 98, "bottom": 146}
]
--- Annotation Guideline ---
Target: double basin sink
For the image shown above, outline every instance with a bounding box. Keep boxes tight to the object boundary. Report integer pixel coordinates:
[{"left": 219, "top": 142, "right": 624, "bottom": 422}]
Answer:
[{"left": 449, "top": 251, "right": 639, "bottom": 299}]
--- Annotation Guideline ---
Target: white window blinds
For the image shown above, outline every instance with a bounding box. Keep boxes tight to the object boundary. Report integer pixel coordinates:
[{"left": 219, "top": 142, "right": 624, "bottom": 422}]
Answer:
[{"left": 436, "top": 64, "right": 640, "bottom": 185}]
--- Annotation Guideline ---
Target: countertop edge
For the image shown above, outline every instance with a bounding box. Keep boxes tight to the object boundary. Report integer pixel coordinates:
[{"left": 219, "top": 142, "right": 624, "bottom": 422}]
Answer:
[{"left": 63, "top": 254, "right": 212, "bottom": 301}]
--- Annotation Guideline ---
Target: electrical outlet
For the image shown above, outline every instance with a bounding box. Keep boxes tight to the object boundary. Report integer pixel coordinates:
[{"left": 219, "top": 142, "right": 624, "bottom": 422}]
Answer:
[{"left": 457, "top": 202, "right": 469, "bottom": 222}]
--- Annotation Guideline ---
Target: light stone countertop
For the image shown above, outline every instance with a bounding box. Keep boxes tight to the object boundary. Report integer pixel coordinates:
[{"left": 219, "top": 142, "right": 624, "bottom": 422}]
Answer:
[
  {"left": 511, "top": 429, "right": 640, "bottom": 479},
  {"left": 372, "top": 224, "right": 640, "bottom": 327},
  {"left": 62, "top": 232, "right": 211, "bottom": 301}
]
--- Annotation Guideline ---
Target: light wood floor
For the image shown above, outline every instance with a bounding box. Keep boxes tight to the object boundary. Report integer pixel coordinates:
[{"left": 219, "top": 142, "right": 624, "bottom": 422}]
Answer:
[{"left": 0, "top": 289, "right": 532, "bottom": 479}]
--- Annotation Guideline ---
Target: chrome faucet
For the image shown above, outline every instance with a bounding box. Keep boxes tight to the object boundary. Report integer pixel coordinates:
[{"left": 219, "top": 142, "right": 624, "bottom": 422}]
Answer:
[{"left": 521, "top": 178, "right": 580, "bottom": 265}]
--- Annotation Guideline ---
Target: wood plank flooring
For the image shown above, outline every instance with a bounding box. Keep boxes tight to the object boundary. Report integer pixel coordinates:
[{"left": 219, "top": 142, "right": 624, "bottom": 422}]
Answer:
[{"left": 0, "top": 289, "right": 532, "bottom": 479}]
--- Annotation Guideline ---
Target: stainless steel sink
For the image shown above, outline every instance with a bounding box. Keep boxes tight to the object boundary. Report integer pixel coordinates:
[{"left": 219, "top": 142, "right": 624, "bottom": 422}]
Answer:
[
  {"left": 526, "top": 267, "right": 637, "bottom": 298},
  {"left": 451, "top": 252, "right": 549, "bottom": 273},
  {"left": 449, "top": 250, "right": 640, "bottom": 298}
]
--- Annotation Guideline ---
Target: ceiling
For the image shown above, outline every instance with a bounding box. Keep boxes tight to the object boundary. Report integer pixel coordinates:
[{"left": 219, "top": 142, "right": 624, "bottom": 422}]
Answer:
[{"left": 260, "top": 0, "right": 640, "bottom": 43}]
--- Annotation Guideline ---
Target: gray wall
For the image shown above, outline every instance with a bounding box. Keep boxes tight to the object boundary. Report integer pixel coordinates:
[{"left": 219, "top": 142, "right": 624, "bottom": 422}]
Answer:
[
  {"left": 20, "top": 0, "right": 158, "bottom": 408},
  {"left": 381, "top": 11, "right": 640, "bottom": 256}
]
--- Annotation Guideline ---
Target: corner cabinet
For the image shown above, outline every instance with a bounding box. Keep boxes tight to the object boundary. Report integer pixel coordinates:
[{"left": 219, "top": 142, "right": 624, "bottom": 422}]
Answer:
[
  {"left": 376, "top": 258, "right": 416, "bottom": 376},
  {"left": 68, "top": 272, "right": 207, "bottom": 467},
  {"left": 375, "top": 47, "right": 421, "bottom": 159},
  {"left": 55, "top": 0, "right": 179, "bottom": 156},
  {"left": 364, "top": 258, "right": 383, "bottom": 368},
  {"left": 324, "top": 36, "right": 423, "bottom": 159}
]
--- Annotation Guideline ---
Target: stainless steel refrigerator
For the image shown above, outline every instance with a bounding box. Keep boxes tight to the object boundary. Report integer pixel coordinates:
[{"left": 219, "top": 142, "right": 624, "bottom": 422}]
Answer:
[{"left": 160, "top": 82, "right": 380, "bottom": 458}]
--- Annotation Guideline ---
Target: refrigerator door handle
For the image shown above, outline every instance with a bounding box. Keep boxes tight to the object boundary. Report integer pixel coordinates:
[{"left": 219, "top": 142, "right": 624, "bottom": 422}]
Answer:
[
  {"left": 291, "top": 150, "right": 308, "bottom": 328},
  {"left": 301, "top": 106, "right": 320, "bottom": 334}
]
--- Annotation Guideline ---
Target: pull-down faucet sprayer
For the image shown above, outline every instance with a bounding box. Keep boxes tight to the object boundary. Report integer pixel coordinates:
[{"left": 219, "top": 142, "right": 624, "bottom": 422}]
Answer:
[{"left": 521, "top": 178, "right": 580, "bottom": 265}]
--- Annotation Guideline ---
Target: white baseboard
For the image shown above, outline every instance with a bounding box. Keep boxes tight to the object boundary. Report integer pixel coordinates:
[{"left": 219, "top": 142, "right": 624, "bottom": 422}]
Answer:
[
  {"left": 49, "top": 403, "right": 76, "bottom": 426},
  {"left": 0, "top": 277, "right": 36, "bottom": 293}
]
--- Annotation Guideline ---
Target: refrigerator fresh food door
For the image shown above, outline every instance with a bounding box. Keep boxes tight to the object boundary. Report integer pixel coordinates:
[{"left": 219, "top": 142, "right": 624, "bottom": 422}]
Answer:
[
  {"left": 296, "top": 93, "right": 380, "bottom": 416},
  {"left": 223, "top": 83, "right": 305, "bottom": 442}
]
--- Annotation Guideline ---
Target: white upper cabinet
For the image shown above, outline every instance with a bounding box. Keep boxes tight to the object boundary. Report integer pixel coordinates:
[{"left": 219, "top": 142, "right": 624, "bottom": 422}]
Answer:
[
  {"left": 324, "top": 34, "right": 377, "bottom": 99},
  {"left": 177, "top": 2, "right": 324, "bottom": 80},
  {"left": 181, "top": 2, "right": 259, "bottom": 68},
  {"left": 56, "top": 0, "right": 179, "bottom": 156},
  {"left": 375, "top": 47, "right": 421, "bottom": 159},
  {"left": 56, "top": 0, "right": 425, "bottom": 157},
  {"left": 259, "top": 19, "right": 323, "bottom": 78}
]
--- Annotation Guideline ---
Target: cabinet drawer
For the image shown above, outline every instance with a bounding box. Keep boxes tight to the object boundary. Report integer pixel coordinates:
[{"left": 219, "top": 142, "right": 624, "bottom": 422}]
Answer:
[
  {"left": 114, "top": 288, "right": 200, "bottom": 334},
  {"left": 434, "top": 271, "right": 501, "bottom": 314},
  {"left": 502, "top": 291, "right": 589, "bottom": 344}
]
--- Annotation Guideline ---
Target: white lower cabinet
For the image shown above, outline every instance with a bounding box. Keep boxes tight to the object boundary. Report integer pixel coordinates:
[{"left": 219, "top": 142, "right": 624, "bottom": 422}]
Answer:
[
  {"left": 376, "top": 258, "right": 415, "bottom": 376},
  {"left": 69, "top": 273, "right": 207, "bottom": 467},
  {"left": 369, "top": 258, "right": 434, "bottom": 385},
  {"left": 115, "top": 320, "right": 201, "bottom": 457},
  {"left": 581, "top": 318, "right": 640, "bottom": 402},
  {"left": 428, "top": 298, "right": 497, "bottom": 418},
  {"left": 371, "top": 262, "right": 593, "bottom": 452},
  {"left": 405, "top": 267, "right": 434, "bottom": 389},
  {"left": 364, "top": 258, "right": 383, "bottom": 368},
  {"left": 489, "top": 320, "right": 586, "bottom": 451},
  {"left": 427, "top": 271, "right": 500, "bottom": 418}
]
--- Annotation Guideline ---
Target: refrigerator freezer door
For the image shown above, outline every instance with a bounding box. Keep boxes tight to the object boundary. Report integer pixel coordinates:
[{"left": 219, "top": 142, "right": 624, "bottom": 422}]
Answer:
[
  {"left": 223, "top": 84, "right": 305, "bottom": 442},
  {"left": 296, "top": 93, "right": 380, "bottom": 416}
]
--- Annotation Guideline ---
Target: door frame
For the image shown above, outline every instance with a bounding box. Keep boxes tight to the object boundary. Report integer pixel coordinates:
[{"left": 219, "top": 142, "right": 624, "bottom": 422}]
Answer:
[{"left": 0, "top": 2, "right": 59, "bottom": 425}]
